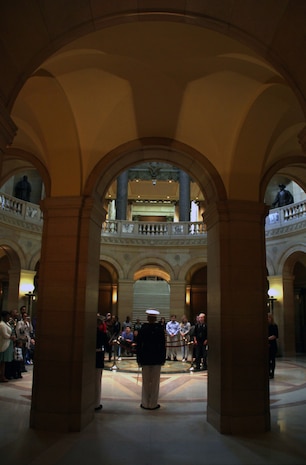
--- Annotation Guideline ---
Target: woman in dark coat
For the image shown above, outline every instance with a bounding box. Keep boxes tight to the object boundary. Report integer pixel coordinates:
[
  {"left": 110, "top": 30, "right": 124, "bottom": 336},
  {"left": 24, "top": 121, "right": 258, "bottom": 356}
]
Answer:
[
  {"left": 268, "top": 312, "right": 278, "bottom": 379},
  {"left": 136, "top": 309, "right": 166, "bottom": 410},
  {"left": 95, "top": 315, "right": 109, "bottom": 411}
]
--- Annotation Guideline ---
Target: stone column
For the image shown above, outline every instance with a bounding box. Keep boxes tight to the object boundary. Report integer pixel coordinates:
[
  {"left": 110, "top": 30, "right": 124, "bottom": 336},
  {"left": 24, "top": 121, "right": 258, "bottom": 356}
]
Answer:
[
  {"left": 205, "top": 200, "right": 270, "bottom": 434},
  {"left": 282, "top": 272, "right": 296, "bottom": 356},
  {"left": 0, "top": 99, "right": 17, "bottom": 151},
  {"left": 30, "top": 196, "right": 106, "bottom": 432},
  {"left": 116, "top": 171, "right": 128, "bottom": 220},
  {"left": 7, "top": 267, "right": 20, "bottom": 310},
  {"left": 170, "top": 280, "right": 186, "bottom": 318},
  {"left": 179, "top": 170, "right": 190, "bottom": 221},
  {"left": 117, "top": 279, "right": 134, "bottom": 323}
]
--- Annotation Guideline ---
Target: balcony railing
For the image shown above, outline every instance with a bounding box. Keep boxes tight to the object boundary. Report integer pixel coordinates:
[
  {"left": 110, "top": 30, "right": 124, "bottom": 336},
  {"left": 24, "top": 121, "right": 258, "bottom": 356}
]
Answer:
[
  {"left": 101, "top": 219, "right": 207, "bottom": 237},
  {"left": 265, "top": 200, "right": 306, "bottom": 229},
  {"left": 0, "top": 190, "right": 305, "bottom": 238},
  {"left": 0, "top": 192, "right": 43, "bottom": 224}
]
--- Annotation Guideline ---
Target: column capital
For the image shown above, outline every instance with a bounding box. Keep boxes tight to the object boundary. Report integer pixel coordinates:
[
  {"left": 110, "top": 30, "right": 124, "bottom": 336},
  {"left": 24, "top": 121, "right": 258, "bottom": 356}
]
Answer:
[
  {"left": 0, "top": 100, "right": 17, "bottom": 151},
  {"left": 204, "top": 199, "right": 269, "bottom": 229},
  {"left": 40, "top": 195, "right": 107, "bottom": 224},
  {"left": 298, "top": 125, "right": 306, "bottom": 153}
]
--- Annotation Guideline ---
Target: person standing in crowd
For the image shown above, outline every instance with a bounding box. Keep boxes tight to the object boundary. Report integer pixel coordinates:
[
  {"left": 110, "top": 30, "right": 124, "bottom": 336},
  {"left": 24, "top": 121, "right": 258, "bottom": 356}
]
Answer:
[
  {"left": 268, "top": 312, "right": 278, "bottom": 379},
  {"left": 166, "top": 314, "right": 180, "bottom": 361},
  {"left": 111, "top": 315, "right": 121, "bottom": 360},
  {"left": 131, "top": 328, "right": 139, "bottom": 355},
  {"left": 180, "top": 315, "right": 191, "bottom": 362},
  {"left": 159, "top": 316, "right": 166, "bottom": 332},
  {"left": 193, "top": 312, "right": 208, "bottom": 371},
  {"left": 189, "top": 315, "right": 199, "bottom": 370},
  {"left": 5, "top": 309, "right": 19, "bottom": 378},
  {"left": 134, "top": 318, "right": 142, "bottom": 332},
  {"left": 120, "top": 325, "right": 134, "bottom": 356},
  {"left": 16, "top": 312, "right": 33, "bottom": 367},
  {"left": 0, "top": 311, "right": 16, "bottom": 382},
  {"left": 95, "top": 314, "right": 109, "bottom": 411},
  {"left": 136, "top": 309, "right": 166, "bottom": 410},
  {"left": 122, "top": 315, "right": 132, "bottom": 331},
  {"left": 12, "top": 339, "right": 24, "bottom": 379},
  {"left": 105, "top": 313, "right": 114, "bottom": 361}
]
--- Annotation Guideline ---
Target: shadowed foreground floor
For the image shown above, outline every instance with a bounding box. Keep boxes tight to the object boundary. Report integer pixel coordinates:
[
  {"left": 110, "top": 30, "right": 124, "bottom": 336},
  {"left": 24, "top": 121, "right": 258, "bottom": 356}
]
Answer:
[{"left": 1, "top": 356, "right": 306, "bottom": 465}]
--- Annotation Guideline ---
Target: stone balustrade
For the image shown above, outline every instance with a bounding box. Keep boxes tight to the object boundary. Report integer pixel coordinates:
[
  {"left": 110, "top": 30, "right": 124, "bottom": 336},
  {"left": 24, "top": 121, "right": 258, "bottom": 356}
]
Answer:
[
  {"left": 101, "top": 219, "right": 207, "bottom": 238},
  {"left": 0, "top": 190, "right": 305, "bottom": 239},
  {"left": 0, "top": 192, "right": 43, "bottom": 225},
  {"left": 265, "top": 200, "right": 306, "bottom": 228}
]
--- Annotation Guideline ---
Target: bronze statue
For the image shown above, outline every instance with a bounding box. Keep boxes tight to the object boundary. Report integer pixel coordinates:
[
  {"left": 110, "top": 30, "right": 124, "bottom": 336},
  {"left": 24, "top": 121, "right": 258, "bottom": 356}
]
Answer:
[
  {"left": 15, "top": 175, "right": 31, "bottom": 201},
  {"left": 272, "top": 184, "right": 294, "bottom": 208}
]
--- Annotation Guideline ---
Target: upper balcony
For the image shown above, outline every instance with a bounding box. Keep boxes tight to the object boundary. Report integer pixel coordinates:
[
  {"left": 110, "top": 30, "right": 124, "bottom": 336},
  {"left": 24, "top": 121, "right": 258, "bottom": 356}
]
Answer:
[
  {"left": 101, "top": 219, "right": 207, "bottom": 245},
  {"left": 0, "top": 191, "right": 305, "bottom": 243},
  {"left": 0, "top": 192, "right": 43, "bottom": 232},
  {"left": 265, "top": 200, "right": 306, "bottom": 238}
]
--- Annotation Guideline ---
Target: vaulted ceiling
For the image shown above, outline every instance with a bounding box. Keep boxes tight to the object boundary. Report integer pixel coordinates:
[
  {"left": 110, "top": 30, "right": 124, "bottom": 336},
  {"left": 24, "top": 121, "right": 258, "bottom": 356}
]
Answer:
[{"left": 0, "top": 2, "right": 305, "bottom": 204}]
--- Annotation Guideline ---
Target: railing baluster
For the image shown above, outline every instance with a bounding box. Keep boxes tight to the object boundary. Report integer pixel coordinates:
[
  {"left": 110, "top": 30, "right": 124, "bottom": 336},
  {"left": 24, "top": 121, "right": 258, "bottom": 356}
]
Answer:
[{"left": 0, "top": 190, "right": 304, "bottom": 237}]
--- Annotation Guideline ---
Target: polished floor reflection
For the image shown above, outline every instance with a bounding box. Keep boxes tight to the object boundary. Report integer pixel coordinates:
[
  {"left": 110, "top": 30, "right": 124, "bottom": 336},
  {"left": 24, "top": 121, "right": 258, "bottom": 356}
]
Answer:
[{"left": 1, "top": 356, "right": 306, "bottom": 465}]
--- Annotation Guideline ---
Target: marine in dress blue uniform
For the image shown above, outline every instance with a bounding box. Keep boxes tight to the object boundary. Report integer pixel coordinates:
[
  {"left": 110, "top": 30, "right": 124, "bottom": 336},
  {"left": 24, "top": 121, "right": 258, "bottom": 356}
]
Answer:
[{"left": 136, "top": 309, "right": 166, "bottom": 410}]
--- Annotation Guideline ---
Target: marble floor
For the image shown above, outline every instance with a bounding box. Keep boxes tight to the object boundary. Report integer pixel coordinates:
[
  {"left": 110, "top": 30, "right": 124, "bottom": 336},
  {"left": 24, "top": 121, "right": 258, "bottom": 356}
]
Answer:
[{"left": 1, "top": 356, "right": 306, "bottom": 465}]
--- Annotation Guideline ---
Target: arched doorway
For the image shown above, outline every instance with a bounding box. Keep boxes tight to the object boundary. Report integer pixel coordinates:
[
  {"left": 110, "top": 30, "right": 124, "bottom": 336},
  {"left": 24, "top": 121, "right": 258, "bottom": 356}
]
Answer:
[
  {"left": 294, "top": 261, "right": 306, "bottom": 353},
  {"left": 189, "top": 266, "right": 207, "bottom": 324},
  {"left": 8, "top": 4, "right": 302, "bottom": 435}
]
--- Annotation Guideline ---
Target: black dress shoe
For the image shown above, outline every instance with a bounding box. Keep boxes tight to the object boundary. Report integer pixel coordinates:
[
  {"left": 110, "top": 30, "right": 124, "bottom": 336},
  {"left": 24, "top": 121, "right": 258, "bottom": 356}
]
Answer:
[{"left": 95, "top": 404, "right": 103, "bottom": 411}]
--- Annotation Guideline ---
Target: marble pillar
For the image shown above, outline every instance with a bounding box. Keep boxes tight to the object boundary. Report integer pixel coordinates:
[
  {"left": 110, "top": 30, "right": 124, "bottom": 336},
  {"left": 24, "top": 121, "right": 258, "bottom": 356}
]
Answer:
[
  {"left": 116, "top": 171, "right": 128, "bottom": 220},
  {"left": 7, "top": 267, "right": 21, "bottom": 310},
  {"left": 30, "top": 196, "right": 106, "bottom": 432},
  {"left": 179, "top": 170, "right": 190, "bottom": 222},
  {"left": 205, "top": 200, "right": 270, "bottom": 434},
  {"left": 170, "top": 280, "right": 186, "bottom": 318},
  {"left": 282, "top": 272, "right": 296, "bottom": 356},
  {"left": 117, "top": 279, "right": 134, "bottom": 323}
]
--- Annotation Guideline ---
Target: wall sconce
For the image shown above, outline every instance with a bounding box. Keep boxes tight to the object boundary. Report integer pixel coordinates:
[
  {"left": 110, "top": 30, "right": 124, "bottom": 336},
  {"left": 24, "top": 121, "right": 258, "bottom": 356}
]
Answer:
[
  {"left": 185, "top": 285, "right": 191, "bottom": 306},
  {"left": 268, "top": 288, "right": 277, "bottom": 313},
  {"left": 20, "top": 282, "right": 34, "bottom": 295},
  {"left": 112, "top": 286, "right": 118, "bottom": 305}
]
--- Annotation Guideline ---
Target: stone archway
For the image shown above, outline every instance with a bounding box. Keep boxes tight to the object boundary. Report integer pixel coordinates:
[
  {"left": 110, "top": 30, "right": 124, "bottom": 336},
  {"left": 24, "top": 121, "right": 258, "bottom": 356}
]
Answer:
[
  {"left": 281, "top": 251, "right": 306, "bottom": 356},
  {"left": 86, "top": 141, "right": 270, "bottom": 435}
]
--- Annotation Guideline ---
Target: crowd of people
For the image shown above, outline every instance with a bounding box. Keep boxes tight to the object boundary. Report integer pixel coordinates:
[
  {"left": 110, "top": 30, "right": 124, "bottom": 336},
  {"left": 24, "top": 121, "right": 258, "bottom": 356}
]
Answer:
[
  {"left": 100, "top": 310, "right": 279, "bottom": 380},
  {"left": 1, "top": 307, "right": 278, "bottom": 412},
  {"left": 100, "top": 311, "right": 209, "bottom": 372},
  {"left": 96, "top": 310, "right": 278, "bottom": 411},
  {"left": 0, "top": 306, "right": 35, "bottom": 383}
]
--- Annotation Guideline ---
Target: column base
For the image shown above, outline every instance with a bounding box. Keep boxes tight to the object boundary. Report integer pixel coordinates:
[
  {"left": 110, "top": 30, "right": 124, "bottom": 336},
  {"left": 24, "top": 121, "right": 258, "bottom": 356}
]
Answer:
[
  {"left": 207, "top": 406, "right": 271, "bottom": 435},
  {"left": 30, "top": 406, "right": 94, "bottom": 432}
]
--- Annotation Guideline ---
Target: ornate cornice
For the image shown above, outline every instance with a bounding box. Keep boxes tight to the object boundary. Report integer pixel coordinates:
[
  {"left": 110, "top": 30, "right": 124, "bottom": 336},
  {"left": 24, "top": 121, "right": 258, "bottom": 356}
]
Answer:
[
  {"left": 0, "top": 100, "right": 17, "bottom": 151},
  {"left": 100, "top": 236, "right": 207, "bottom": 246},
  {"left": 298, "top": 126, "right": 306, "bottom": 153},
  {"left": 265, "top": 219, "right": 306, "bottom": 238},
  {"left": 0, "top": 212, "right": 42, "bottom": 234}
]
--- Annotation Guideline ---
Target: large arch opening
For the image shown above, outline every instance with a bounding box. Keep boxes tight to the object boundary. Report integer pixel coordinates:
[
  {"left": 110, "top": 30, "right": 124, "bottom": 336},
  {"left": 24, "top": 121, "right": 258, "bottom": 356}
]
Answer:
[{"left": 4, "top": 4, "right": 304, "bottom": 435}]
